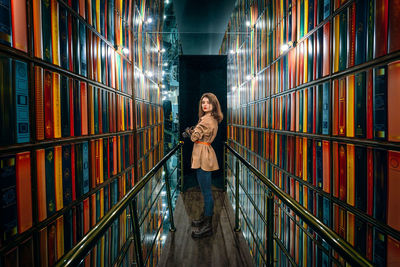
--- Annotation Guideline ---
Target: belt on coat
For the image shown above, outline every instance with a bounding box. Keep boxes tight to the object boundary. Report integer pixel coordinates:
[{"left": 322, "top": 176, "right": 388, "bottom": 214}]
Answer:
[{"left": 195, "top": 141, "right": 211, "bottom": 146}]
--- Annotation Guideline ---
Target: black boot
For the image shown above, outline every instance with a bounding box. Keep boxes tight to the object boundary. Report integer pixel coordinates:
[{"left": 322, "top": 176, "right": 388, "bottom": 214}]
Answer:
[
  {"left": 191, "top": 216, "right": 213, "bottom": 238},
  {"left": 191, "top": 213, "right": 205, "bottom": 227}
]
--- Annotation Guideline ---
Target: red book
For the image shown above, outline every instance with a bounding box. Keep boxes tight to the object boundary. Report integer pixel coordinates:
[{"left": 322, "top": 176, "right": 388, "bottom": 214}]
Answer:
[
  {"left": 338, "top": 78, "right": 346, "bottom": 136},
  {"left": 374, "top": 0, "right": 389, "bottom": 58},
  {"left": 48, "top": 223, "right": 57, "bottom": 266},
  {"left": 36, "top": 149, "right": 47, "bottom": 222},
  {"left": 348, "top": 3, "right": 356, "bottom": 67},
  {"left": 367, "top": 148, "right": 374, "bottom": 216},
  {"left": 333, "top": 142, "right": 339, "bottom": 198},
  {"left": 388, "top": 150, "right": 400, "bottom": 231},
  {"left": 69, "top": 78, "right": 74, "bottom": 136},
  {"left": 388, "top": 61, "right": 400, "bottom": 142},
  {"left": 80, "top": 82, "right": 88, "bottom": 135},
  {"left": 322, "top": 140, "right": 331, "bottom": 193},
  {"left": 366, "top": 70, "right": 373, "bottom": 139},
  {"left": 83, "top": 198, "right": 90, "bottom": 234},
  {"left": 11, "top": 0, "right": 28, "bottom": 52},
  {"left": 44, "top": 70, "right": 54, "bottom": 139},
  {"left": 16, "top": 152, "right": 32, "bottom": 233},
  {"left": 388, "top": 0, "right": 400, "bottom": 53},
  {"left": 79, "top": 0, "right": 85, "bottom": 19},
  {"left": 323, "top": 22, "right": 330, "bottom": 76}
]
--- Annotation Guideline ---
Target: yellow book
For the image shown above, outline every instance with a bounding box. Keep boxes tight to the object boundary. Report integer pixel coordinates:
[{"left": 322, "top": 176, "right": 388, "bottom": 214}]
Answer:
[
  {"left": 53, "top": 73, "right": 61, "bottom": 138},
  {"left": 304, "top": 0, "right": 309, "bottom": 34},
  {"left": 346, "top": 75, "right": 355, "bottom": 137},
  {"left": 303, "top": 137, "right": 307, "bottom": 180},
  {"left": 334, "top": 15, "right": 340, "bottom": 72},
  {"left": 303, "top": 89, "right": 308, "bottom": 133},
  {"left": 347, "top": 212, "right": 355, "bottom": 246},
  {"left": 303, "top": 40, "right": 308, "bottom": 83},
  {"left": 54, "top": 146, "right": 63, "bottom": 210},
  {"left": 56, "top": 216, "right": 64, "bottom": 259},
  {"left": 347, "top": 144, "right": 355, "bottom": 206},
  {"left": 96, "top": 0, "right": 100, "bottom": 32},
  {"left": 51, "top": 0, "right": 60, "bottom": 66}
]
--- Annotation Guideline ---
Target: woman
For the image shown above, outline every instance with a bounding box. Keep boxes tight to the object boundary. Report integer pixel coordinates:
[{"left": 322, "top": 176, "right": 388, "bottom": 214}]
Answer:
[{"left": 185, "top": 92, "right": 223, "bottom": 238}]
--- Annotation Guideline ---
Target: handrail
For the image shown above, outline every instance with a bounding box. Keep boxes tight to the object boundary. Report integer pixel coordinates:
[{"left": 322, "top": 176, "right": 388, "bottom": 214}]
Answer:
[
  {"left": 55, "top": 142, "right": 183, "bottom": 267},
  {"left": 225, "top": 143, "right": 373, "bottom": 267}
]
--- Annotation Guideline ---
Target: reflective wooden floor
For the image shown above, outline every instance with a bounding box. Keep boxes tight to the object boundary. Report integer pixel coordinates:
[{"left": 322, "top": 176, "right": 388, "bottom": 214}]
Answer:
[{"left": 158, "top": 188, "right": 254, "bottom": 267}]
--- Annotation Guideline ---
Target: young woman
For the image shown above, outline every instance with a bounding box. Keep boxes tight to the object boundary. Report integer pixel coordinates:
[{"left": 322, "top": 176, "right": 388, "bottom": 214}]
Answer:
[{"left": 185, "top": 92, "right": 223, "bottom": 238}]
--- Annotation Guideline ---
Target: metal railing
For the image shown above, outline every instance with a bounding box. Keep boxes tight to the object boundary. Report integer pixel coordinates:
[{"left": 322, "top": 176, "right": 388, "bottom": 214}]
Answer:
[
  {"left": 55, "top": 142, "right": 184, "bottom": 267},
  {"left": 224, "top": 143, "right": 373, "bottom": 267}
]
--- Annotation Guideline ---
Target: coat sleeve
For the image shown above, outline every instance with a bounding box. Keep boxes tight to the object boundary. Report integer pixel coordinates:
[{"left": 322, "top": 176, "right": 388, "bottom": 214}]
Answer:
[{"left": 190, "top": 118, "right": 212, "bottom": 142}]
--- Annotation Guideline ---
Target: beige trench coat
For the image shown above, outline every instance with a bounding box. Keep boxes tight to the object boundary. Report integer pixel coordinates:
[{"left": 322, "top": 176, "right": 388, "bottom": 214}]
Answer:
[{"left": 190, "top": 113, "right": 219, "bottom": 171}]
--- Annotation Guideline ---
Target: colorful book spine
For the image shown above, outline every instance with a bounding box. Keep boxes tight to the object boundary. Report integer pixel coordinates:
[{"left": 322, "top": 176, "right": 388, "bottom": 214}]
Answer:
[{"left": 14, "top": 60, "right": 29, "bottom": 143}]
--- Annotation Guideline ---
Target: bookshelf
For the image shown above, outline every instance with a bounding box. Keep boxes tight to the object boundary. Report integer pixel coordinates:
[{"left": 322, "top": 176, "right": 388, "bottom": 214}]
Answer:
[
  {"left": 0, "top": 0, "right": 165, "bottom": 266},
  {"left": 221, "top": 0, "right": 400, "bottom": 266}
]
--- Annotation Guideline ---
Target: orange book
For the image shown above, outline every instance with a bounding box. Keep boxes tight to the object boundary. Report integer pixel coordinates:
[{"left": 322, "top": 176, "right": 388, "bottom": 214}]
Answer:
[
  {"left": 320, "top": 21, "right": 329, "bottom": 71},
  {"left": 322, "top": 140, "right": 331, "bottom": 193},
  {"left": 88, "top": 85, "right": 95, "bottom": 134},
  {"left": 35, "top": 66, "right": 45, "bottom": 140},
  {"left": 91, "top": 194, "right": 96, "bottom": 227},
  {"left": 388, "top": 236, "right": 400, "bottom": 265},
  {"left": 39, "top": 228, "right": 48, "bottom": 266},
  {"left": 44, "top": 70, "right": 54, "bottom": 139},
  {"left": 81, "top": 82, "right": 88, "bottom": 135},
  {"left": 36, "top": 149, "right": 47, "bottom": 222},
  {"left": 388, "top": 150, "right": 400, "bottom": 231},
  {"left": 56, "top": 216, "right": 64, "bottom": 259},
  {"left": 11, "top": 0, "right": 27, "bottom": 52},
  {"left": 16, "top": 152, "right": 32, "bottom": 233},
  {"left": 79, "top": 0, "right": 85, "bottom": 19},
  {"left": 302, "top": 137, "right": 308, "bottom": 180},
  {"left": 346, "top": 212, "right": 355, "bottom": 246},
  {"left": 54, "top": 146, "right": 63, "bottom": 211},
  {"left": 33, "top": 0, "right": 43, "bottom": 58},
  {"left": 51, "top": 0, "right": 60, "bottom": 66},
  {"left": 388, "top": 61, "right": 400, "bottom": 142}
]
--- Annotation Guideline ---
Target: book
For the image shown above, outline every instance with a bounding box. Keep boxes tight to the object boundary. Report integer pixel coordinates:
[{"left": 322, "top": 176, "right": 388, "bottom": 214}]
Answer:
[
  {"left": 11, "top": 0, "right": 27, "bottom": 52},
  {"left": 16, "top": 152, "right": 32, "bottom": 233},
  {"left": 373, "top": 66, "right": 387, "bottom": 140},
  {"left": 388, "top": 61, "right": 400, "bottom": 142}
]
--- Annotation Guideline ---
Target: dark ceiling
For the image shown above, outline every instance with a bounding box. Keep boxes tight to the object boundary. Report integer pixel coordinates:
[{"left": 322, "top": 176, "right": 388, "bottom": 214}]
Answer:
[{"left": 172, "top": 0, "right": 236, "bottom": 55}]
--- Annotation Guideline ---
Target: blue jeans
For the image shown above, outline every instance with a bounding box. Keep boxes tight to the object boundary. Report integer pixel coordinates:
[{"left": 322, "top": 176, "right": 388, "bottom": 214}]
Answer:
[{"left": 196, "top": 168, "right": 214, "bottom": 216}]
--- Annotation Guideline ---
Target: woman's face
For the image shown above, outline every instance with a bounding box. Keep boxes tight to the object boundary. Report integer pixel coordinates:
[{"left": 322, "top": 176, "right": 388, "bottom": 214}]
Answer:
[{"left": 201, "top": 97, "right": 213, "bottom": 113}]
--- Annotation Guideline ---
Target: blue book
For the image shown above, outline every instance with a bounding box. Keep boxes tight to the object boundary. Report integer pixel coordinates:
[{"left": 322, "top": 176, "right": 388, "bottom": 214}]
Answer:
[
  {"left": 373, "top": 66, "right": 387, "bottom": 140},
  {"left": 82, "top": 141, "right": 89, "bottom": 194},
  {"left": 323, "top": 0, "right": 330, "bottom": 20},
  {"left": 307, "top": 88, "right": 313, "bottom": 133},
  {"left": 307, "top": 37, "right": 313, "bottom": 83},
  {"left": 42, "top": 0, "right": 52, "bottom": 62},
  {"left": 62, "top": 144, "right": 72, "bottom": 206},
  {"left": 14, "top": 60, "right": 29, "bottom": 143},
  {"left": 107, "top": 0, "right": 115, "bottom": 45},
  {"left": 94, "top": 88, "right": 99, "bottom": 134},
  {"left": 0, "top": 0, "right": 12, "bottom": 46},
  {"left": 73, "top": 80, "right": 81, "bottom": 136},
  {"left": 92, "top": 0, "right": 97, "bottom": 30},
  {"left": 72, "top": 17, "right": 80, "bottom": 75},
  {"left": 315, "top": 85, "right": 323, "bottom": 134},
  {"left": 373, "top": 150, "right": 387, "bottom": 223},
  {"left": 64, "top": 209, "right": 73, "bottom": 251},
  {"left": 354, "top": 217, "right": 367, "bottom": 256},
  {"left": 355, "top": 0, "right": 367, "bottom": 65},
  {"left": 0, "top": 155, "right": 17, "bottom": 242},
  {"left": 45, "top": 148, "right": 56, "bottom": 216},
  {"left": 59, "top": 5, "right": 69, "bottom": 69},
  {"left": 355, "top": 72, "right": 366, "bottom": 138},
  {"left": 322, "top": 82, "right": 330, "bottom": 135},
  {"left": 355, "top": 146, "right": 367, "bottom": 212},
  {"left": 60, "top": 75, "right": 70, "bottom": 137},
  {"left": 107, "top": 46, "right": 112, "bottom": 86},
  {"left": 79, "top": 22, "right": 87, "bottom": 77},
  {"left": 373, "top": 229, "right": 387, "bottom": 266},
  {"left": 100, "top": 0, "right": 105, "bottom": 35},
  {"left": 75, "top": 143, "right": 83, "bottom": 198},
  {"left": 308, "top": 0, "right": 314, "bottom": 31},
  {"left": 316, "top": 28, "right": 323, "bottom": 79}
]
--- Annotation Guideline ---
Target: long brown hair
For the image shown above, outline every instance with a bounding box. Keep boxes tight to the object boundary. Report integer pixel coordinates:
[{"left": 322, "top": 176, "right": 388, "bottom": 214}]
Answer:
[{"left": 198, "top": 92, "right": 223, "bottom": 123}]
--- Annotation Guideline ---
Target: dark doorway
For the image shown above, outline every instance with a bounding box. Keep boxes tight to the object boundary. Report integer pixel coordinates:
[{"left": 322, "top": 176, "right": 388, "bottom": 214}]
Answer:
[{"left": 179, "top": 55, "right": 227, "bottom": 191}]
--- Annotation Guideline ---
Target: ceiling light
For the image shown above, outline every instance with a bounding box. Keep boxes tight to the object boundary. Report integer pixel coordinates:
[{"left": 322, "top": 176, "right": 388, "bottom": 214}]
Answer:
[
  {"left": 280, "top": 44, "right": 289, "bottom": 53},
  {"left": 164, "top": 15, "right": 167, "bottom": 19},
  {"left": 160, "top": 48, "right": 166, "bottom": 53},
  {"left": 163, "top": 63, "right": 168, "bottom": 66},
  {"left": 146, "top": 18, "right": 153, "bottom": 24},
  {"left": 246, "top": 21, "right": 251, "bottom": 27},
  {"left": 229, "top": 49, "right": 234, "bottom": 54},
  {"left": 246, "top": 75, "right": 252, "bottom": 81},
  {"left": 122, "top": 48, "right": 129, "bottom": 55}
]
